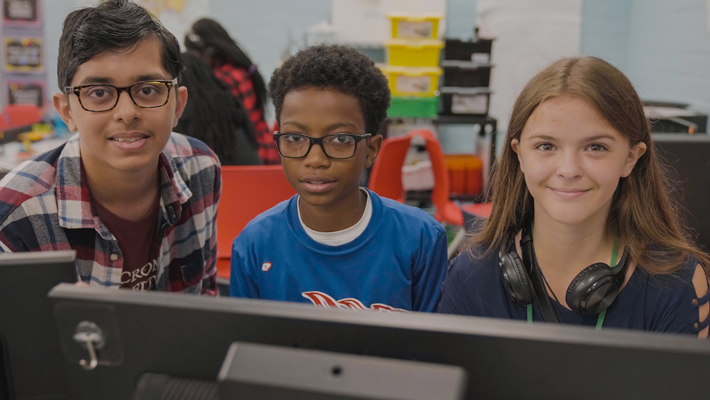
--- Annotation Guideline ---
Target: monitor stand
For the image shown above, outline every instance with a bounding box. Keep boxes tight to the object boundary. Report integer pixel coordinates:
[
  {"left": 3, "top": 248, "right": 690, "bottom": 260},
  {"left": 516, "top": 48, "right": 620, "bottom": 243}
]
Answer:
[
  {"left": 217, "top": 342, "right": 466, "bottom": 400},
  {"left": 132, "top": 342, "right": 467, "bottom": 400}
]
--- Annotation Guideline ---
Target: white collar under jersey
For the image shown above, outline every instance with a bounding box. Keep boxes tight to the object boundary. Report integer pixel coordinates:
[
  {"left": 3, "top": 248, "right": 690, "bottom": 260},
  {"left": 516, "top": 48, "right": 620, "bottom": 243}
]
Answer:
[{"left": 297, "top": 188, "right": 373, "bottom": 246}]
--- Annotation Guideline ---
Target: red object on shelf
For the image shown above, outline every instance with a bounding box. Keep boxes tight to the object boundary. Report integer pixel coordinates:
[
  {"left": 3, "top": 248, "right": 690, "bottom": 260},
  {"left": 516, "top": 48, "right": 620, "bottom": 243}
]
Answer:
[
  {"left": 444, "top": 154, "right": 483, "bottom": 196},
  {"left": 216, "top": 165, "right": 296, "bottom": 281},
  {"left": 2, "top": 104, "right": 43, "bottom": 128}
]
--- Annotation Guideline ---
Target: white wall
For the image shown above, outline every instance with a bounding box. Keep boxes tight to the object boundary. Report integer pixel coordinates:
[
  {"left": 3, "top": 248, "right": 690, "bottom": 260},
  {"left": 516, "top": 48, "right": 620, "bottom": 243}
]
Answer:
[{"left": 37, "top": 0, "right": 710, "bottom": 131}]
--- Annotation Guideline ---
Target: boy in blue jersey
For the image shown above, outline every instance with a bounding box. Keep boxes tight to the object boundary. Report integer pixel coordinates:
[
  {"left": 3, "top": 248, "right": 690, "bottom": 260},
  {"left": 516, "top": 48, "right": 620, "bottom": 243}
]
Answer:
[{"left": 229, "top": 45, "right": 448, "bottom": 312}]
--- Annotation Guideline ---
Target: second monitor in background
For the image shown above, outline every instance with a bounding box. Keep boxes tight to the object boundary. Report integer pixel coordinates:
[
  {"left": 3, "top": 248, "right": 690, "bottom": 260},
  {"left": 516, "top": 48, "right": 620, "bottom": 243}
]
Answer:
[{"left": 654, "top": 134, "right": 710, "bottom": 252}]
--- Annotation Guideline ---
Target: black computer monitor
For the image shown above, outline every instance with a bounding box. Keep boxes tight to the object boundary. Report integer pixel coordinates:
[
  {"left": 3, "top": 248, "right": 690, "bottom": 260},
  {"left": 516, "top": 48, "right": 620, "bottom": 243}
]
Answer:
[
  {"left": 49, "top": 285, "right": 710, "bottom": 400},
  {"left": 0, "top": 251, "right": 77, "bottom": 400},
  {"left": 654, "top": 133, "right": 710, "bottom": 251}
]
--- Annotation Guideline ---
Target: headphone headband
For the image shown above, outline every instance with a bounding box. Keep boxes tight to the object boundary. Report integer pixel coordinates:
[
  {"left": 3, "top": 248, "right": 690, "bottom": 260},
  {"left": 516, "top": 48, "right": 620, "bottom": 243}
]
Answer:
[{"left": 498, "top": 225, "right": 630, "bottom": 317}]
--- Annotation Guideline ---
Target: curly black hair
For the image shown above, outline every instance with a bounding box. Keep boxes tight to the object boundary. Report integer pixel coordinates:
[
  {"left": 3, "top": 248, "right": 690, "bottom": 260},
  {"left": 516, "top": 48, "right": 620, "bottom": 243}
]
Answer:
[{"left": 269, "top": 45, "right": 391, "bottom": 135}]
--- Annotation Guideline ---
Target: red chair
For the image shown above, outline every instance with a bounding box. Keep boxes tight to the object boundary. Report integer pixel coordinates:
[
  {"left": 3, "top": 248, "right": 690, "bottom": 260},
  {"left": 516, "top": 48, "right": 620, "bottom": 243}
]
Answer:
[
  {"left": 368, "top": 134, "right": 411, "bottom": 203},
  {"left": 369, "top": 129, "right": 492, "bottom": 226},
  {"left": 3, "top": 104, "right": 43, "bottom": 127},
  {"left": 216, "top": 165, "right": 296, "bottom": 282}
]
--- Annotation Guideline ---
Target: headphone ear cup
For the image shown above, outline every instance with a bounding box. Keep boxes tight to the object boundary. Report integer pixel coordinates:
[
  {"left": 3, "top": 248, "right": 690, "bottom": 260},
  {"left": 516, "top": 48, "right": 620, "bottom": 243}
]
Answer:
[
  {"left": 566, "top": 263, "right": 621, "bottom": 315},
  {"left": 498, "top": 250, "right": 534, "bottom": 306}
]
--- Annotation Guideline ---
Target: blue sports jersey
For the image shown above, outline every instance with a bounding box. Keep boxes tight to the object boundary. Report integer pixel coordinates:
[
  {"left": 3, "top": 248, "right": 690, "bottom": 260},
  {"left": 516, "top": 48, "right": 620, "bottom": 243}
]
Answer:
[
  {"left": 230, "top": 189, "right": 448, "bottom": 312},
  {"left": 439, "top": 248, "right": 710, "bottom": 334}
]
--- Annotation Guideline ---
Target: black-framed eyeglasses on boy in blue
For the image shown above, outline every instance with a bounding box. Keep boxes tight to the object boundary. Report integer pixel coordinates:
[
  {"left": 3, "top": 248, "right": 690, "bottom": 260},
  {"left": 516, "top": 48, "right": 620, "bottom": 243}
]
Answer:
[
  {"left": 273, "top": 132, "right": 372, "bottom": 159},
  {"left": 63, "top": 78, "right": 178, "bottom": 112}
]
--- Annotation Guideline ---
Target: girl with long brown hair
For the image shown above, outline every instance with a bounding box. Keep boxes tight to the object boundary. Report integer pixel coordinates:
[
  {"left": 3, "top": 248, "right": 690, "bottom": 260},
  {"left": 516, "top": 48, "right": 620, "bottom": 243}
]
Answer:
[{"left": 439, "top": 57, "right": 709, "bottom": 338}]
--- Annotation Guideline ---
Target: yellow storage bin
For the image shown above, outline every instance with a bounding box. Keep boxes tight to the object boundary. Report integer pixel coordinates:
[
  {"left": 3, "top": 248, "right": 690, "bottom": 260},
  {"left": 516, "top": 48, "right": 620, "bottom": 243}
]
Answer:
[
  {"left": 388, "top": 14, "right": 443, "bottom": 39},
  {"left": 386, "top": 39, "right": 444, "bottom": 67},
  {"left": 380, "top": 65, "right": 442, "bottom": 97}
]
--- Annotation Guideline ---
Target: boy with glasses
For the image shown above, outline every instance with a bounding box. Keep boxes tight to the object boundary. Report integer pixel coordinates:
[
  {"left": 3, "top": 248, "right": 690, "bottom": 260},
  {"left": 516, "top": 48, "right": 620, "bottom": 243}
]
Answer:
[
  {"left": 0, "top": 0, "right": 221, "bottom": 295},
  {"left": 230, "top": 45, "right": 447, "bottom": 312}
]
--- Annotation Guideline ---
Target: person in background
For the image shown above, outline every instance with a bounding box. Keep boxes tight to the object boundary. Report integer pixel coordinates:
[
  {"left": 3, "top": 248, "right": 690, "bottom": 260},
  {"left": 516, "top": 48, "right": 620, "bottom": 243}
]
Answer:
[
  {"left": 174, "top": 52, "right": 261, "bottom": 166},
  {"left": 0, "top": 0, "right": 220, "bottom": 295},
  {"left": 185, "top": 18, "right": 280, "bottom": 165},
  {"left": 439, "top": 56, "right": 709, "bottom": 338},
  {"left": 230, "top": 45, "right": 448, "bottom": 312}
]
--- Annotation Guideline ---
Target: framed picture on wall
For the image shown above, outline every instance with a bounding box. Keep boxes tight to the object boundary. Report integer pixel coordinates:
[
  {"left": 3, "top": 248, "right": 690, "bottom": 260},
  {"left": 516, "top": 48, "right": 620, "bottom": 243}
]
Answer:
[
  {"left": 4, "top": 37, "right": 43, "bottom": 72},
  {"left": 6, "top": 80, "right": 44, "bottom": 107},
  {"left": 2, "top": 0, "right": 40, "bottom": 25}
]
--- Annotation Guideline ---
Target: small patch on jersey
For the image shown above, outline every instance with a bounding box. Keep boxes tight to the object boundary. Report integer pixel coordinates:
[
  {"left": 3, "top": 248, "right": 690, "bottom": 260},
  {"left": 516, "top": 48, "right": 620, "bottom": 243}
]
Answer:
[{"left": 261, "top": 262, "right": 272, "bottom": 272}]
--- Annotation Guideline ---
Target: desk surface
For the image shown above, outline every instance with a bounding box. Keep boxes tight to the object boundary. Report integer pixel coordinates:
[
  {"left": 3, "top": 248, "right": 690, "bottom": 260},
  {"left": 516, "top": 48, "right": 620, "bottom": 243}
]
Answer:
[{"left": 0, "top": 137, "right": 68, "bottom": 174}]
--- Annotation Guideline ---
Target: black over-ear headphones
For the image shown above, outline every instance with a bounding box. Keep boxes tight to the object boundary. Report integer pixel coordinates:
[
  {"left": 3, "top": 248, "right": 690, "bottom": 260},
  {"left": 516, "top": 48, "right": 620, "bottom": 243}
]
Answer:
[
  {"left": 497, "top": 233, "right": 534, "bottom": 306},
  {"left": 497, "top": 224, "right": 631, "bottom": 316}
]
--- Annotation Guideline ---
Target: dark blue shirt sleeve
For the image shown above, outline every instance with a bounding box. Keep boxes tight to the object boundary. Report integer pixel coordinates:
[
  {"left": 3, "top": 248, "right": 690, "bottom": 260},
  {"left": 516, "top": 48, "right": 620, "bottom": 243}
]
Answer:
[{"left": 645, "top": 260, "right": 708, "bottom": 334}]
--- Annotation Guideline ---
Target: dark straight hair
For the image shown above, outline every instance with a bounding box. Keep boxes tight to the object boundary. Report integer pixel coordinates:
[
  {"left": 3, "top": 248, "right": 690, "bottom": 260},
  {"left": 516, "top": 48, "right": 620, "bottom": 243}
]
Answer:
[
  {"left": 174, "top": 52, "right": 258, "bottom": 164},
  {"left": 185, "top": 18, "right": 268, "bottom": 111},
  {"left": 57, "top": 0, "right": 182, "bottom": 90}
]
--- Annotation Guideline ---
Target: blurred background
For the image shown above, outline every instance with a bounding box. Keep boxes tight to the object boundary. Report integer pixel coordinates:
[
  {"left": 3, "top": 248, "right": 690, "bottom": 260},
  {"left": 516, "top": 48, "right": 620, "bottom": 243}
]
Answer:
[{"left": 1, "top": 0, "right": 709, "bottom": 249}]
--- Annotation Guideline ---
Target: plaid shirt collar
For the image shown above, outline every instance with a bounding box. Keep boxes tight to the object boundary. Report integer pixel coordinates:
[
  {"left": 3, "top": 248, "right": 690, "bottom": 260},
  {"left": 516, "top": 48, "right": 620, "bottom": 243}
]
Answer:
[{"left": 56, "top": 133, "right": 193, "bottom": 231}]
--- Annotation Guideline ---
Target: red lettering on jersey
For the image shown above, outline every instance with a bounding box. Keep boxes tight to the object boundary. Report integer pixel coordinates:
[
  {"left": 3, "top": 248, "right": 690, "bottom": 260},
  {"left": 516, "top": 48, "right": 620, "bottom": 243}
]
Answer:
[{"left": 301, "top": 291, "right": 408, "bottom": 313}]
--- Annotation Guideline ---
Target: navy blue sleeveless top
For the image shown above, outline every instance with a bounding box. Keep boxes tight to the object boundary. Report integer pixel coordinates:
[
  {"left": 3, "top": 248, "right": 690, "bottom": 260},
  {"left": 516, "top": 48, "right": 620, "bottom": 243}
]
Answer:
[{"left": 438, "top": 249, "right": 709, "bottom": 334}]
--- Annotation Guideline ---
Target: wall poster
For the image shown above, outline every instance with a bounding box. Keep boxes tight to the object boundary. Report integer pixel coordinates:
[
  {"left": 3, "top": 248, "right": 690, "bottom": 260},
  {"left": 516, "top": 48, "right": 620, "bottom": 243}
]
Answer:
[
  {"left": 3, "top": 0, "right": 40, "bottom": 25},
  {"left": 4, "top": 37, "right": 43, "bottom": 72},
  {"left": 7, "top": 80, "right": 44, "bottom": 106}
]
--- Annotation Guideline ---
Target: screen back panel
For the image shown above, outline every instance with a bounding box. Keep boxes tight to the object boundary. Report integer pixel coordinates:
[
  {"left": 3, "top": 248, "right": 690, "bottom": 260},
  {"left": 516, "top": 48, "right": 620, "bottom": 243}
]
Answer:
[
  {"left": 49, "top": 285, "right": 710, "bottom": 400},
  {"left": 0, "top": 251, "right": 76, "bottom": 400}
]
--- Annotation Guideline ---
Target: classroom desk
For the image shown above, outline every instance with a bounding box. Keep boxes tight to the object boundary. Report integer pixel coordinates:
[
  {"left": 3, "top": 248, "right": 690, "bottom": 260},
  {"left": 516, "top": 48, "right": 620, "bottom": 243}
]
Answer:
[{"left": 0, "top": 137, "right": 68, "bottom": 178}]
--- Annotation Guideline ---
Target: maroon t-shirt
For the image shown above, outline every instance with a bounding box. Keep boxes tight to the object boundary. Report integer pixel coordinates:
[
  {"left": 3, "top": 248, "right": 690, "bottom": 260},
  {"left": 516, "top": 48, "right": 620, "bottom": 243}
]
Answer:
[{"left": 94, "top": 194, "right": 160, "bottom": 291}]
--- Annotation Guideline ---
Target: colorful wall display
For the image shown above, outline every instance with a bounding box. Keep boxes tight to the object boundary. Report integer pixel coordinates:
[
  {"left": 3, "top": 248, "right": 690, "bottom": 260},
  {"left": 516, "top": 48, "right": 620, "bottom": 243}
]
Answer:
[
  {"left": 7, "top": 80, "right": 44, "bottom": 106},
  {"left": 1, "top": 0, "right": 45, "bottom": 109},
  {"left": 4, "top": 37, "right": 42, "bottom": 72},
  {"left": 3, "top": 0, "right": 40, "bottom": 25}
]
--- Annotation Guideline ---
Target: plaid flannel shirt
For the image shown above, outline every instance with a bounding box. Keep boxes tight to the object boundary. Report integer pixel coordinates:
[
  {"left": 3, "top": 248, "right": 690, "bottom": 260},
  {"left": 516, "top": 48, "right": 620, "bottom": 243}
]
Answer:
[
  {"left": 0, "top": 132, "right": 221, "bottom": 295},
  {"left": 213, "top": 63, "right": 281, "bottom": 165}
]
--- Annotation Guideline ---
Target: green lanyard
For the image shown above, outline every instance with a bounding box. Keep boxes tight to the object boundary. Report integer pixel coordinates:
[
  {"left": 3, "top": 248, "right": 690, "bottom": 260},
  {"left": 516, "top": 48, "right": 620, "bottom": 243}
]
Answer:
[{"left": 525, "top": 233, "right": 619, "bottom": 331}]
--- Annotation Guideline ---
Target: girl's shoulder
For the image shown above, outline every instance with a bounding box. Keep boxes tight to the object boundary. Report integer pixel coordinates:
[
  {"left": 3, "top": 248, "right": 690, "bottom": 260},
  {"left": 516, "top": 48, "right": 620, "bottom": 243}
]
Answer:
[
  {"left": 637, "top": 254, "right": 703, "bottom": 291},
  {"left": 627, "top": 254, "right": 709, "bottom": 335},
  {"left": 439, "top": 245, "right": 514, "bottom": 316},
  {"left": 448, "top": 246, "right": 499, "bottom": 281}
]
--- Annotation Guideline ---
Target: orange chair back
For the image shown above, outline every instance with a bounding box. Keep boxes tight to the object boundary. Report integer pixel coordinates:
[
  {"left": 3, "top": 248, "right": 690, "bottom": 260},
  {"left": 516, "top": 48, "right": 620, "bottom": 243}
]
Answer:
[
  {"left": 217, "top": 165, "right": 296, "bottom": 280},
  {"left": 368, "top": 134, "right": 411, "bottom": 202},
  {"left": 369, "top": 129, "right": 471, "bottom": 225},
  {"left": 415, "top": 129, "right": 465, "bottom": 225}
]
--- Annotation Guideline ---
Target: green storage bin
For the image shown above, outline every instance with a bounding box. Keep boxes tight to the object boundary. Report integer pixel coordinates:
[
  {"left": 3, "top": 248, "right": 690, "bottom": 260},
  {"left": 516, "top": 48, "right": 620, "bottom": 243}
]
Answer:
[{"left": 388, "top": 96, "right": 439, "bottom": 118}]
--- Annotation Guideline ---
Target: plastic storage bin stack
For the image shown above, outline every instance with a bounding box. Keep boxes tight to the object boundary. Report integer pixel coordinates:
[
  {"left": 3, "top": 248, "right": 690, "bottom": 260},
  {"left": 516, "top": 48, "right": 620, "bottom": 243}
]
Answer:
[
  {"left": 382, "top": 14, "right": 444, "bottom": 119},
  {"left": 439, "top": 35, "right": 494, "bottom": 116},
  {"left": 444, "top": 154, "right": 483, "bottom": 197}
]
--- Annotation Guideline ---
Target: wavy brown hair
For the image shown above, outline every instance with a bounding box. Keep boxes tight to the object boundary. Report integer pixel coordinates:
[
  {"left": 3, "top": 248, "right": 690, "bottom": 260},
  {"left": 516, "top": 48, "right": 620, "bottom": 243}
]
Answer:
[{"left": 467, "top": 56, "right": 710, "bottom": 276}]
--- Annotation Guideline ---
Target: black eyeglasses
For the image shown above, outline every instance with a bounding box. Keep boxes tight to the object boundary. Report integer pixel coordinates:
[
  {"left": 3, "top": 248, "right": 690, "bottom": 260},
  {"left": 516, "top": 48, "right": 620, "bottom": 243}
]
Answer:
[
  {"left": 63, "top": 78, "right": 178, "bottom": 112},
  {"left": 273, "top": 132, "right": 372, "bottom": 159}
]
